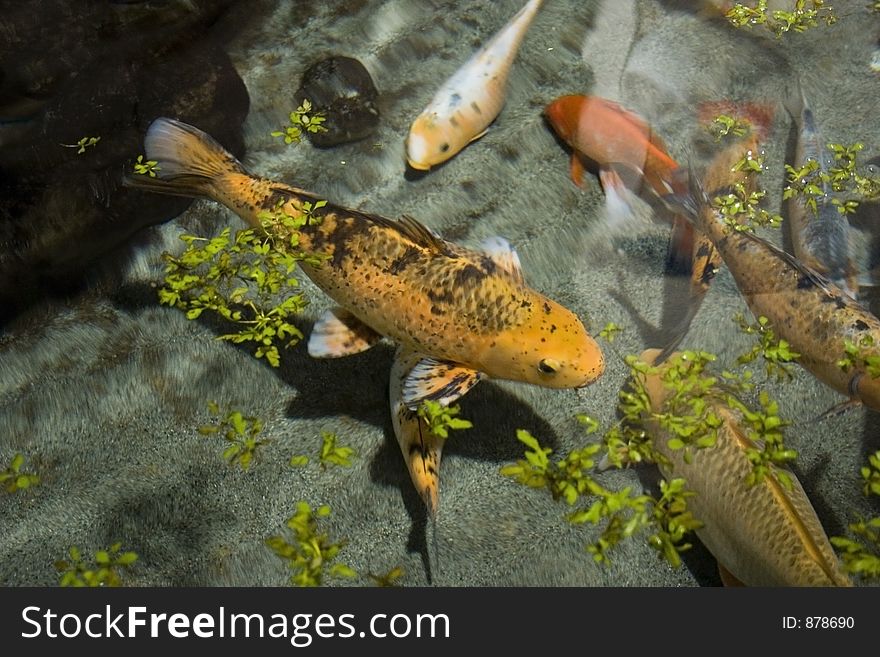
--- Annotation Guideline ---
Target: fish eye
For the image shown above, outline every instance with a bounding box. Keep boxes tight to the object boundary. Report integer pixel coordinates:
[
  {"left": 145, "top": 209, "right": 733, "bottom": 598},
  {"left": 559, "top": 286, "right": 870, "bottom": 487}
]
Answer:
[
  {"left": 538, "top": 358, "right": 559, "bottom": 375},
  {"left": 440, "top": 143, "right": 450, "bottom": 153}
]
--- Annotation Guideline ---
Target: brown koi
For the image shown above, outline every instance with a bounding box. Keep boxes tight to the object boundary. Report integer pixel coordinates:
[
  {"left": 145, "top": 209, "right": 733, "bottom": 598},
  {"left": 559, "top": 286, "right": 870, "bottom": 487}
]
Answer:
[
  {"left": 673, "top": 167, "right": 880, "bottom": 410},
  {"left": 126, "top": 118, "right": 604, "bottom": 408},
  {"left": 639, "top": 348, "right": 852, "bottom": 586}
]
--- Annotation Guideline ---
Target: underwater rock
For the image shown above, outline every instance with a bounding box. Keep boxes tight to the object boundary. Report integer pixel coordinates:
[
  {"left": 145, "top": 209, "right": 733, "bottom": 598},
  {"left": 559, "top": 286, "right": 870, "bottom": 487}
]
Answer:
[
  {"left": 294, "top": 55, "right": 380, "bottom": 147},
  {"left": 0, "top": 0, "right": 253, "bottom": 324}
]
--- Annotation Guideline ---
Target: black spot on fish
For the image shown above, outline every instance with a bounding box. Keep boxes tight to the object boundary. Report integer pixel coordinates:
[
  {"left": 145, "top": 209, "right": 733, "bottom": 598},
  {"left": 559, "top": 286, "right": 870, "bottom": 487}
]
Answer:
[
  {"left": 428, "top": 288, "right": 454, "bottom": 305},
  {"left": 470, "top": 101, "right": 482, "bottom": 114},
  {"left": 430, "top": 305, "right": 444, "bottom": 315},
  {"left": 389, "top": 246, "right": 420, "bottom": 274},
  {"left": 695, "top": 243, "right": 712, "bottom": 258},
  {"left": 796, "top": 276, "right": 816, "bottom": 290},
  {"left": 854, "top": 320, "right": 870, "bottom": 331},
  {"left": 520, "top": 299, "right": 532, "bottom": 309},
  {"left": 550, "top": 324, "right": 557, "bottom": 333},
  {"left": 543, "top": 302, "right": 551, "bottom": 314},
  {"left": 454, "top": 264, "right": 486, "bottom": 288},
  {"left": 440, "top": 143, "right": 450, "bottom": 153},
  {"left": 449, "top": 92, "right": 462, "bottom": 107},
  {"left": 449, "top": 116, "right": 460, "bottom": 128},
  {"left": 479, "top": 256, "right": 497, "bottom": 276}
]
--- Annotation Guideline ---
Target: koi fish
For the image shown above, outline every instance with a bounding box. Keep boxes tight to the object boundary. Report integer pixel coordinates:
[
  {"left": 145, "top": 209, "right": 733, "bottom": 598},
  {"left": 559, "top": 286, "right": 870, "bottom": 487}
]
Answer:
[
  {"left": 784, "top": 86, "right": 858, "bottom": 298},
  {"left": 543, "top": 94, "right": 679, "bottom": 223},
  {"left": 638, "top": 348, "right": 852, "bottom": 586},
  {"left": 669, "top": 167, "right": 880, "bottom": 411},
  {"left": 126, "top": 118, "right": 605, "bottom": 408},
  {"left": 660, "top": 124, "right": 768, "bottom": 359},
  {"left": 405, "top": 0, "right": 544, "bottom": 170}
]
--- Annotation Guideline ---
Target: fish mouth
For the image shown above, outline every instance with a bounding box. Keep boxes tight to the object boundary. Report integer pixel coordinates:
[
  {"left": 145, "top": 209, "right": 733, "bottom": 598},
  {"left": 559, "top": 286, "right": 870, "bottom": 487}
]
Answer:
[{"left": 406, "top": 157, "right": 431, "bottom": 171}]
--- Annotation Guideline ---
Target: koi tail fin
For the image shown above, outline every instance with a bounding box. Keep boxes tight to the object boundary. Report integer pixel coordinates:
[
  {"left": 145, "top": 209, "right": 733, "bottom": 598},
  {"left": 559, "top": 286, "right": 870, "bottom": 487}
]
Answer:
[{"left": 124, "top": 118, "right": 255, "bottom": 220}]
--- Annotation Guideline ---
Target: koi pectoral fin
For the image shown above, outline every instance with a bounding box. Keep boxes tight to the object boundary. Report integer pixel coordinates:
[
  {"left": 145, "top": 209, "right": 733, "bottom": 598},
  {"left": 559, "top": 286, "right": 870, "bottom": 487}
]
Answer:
[
  {"left": 402, "top": 357, "right": 484, "bottom": 409},
  {"left": 307, "top": 307, "right": 382, "bottom": 358}
]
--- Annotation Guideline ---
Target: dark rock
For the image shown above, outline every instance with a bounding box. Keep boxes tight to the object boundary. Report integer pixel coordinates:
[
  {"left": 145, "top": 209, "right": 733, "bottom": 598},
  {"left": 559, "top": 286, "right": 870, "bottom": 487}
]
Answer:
[
  {"left": 0, "top": 0, "right": 257, "bottom": 325},
  {"left": 294, "top": 55, "right": 380, "bottom": 148}
]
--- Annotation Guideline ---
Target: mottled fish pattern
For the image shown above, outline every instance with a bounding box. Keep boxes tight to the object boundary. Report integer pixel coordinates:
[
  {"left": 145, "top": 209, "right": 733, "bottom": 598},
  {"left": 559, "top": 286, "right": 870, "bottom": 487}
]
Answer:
[{"left": 640, "top": 349, "right": 852, "bottom": 587}]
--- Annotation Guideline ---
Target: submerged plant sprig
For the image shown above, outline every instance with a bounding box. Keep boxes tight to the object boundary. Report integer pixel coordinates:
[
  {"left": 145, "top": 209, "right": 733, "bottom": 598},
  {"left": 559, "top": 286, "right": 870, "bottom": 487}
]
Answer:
[
  {"left": 831, "top": 451, "right": 880, "bottom": 579},
  {"left": 265, "top": 502, "right": 357, "bottom": 587},
  {"left": 727, "top": 390, "right": 796, "bottom": 488},
  {"left": 61, "top": 136, "right": 100, "bottom": 154},
  {"left": 0, "top": 453, "right": 39, "bottom": 493},
  {"left": 837, "top": 334, "right": 880, "bottom": 379},
  {"left": 318, "top": 431, "right": 356, "bottom": 469},
  {"left": 725, "top": 0, "right": 837, "bottom": 37},
  {"left": 55, "top": 543, "right": 138, "bottom": 587},
  {"left": 271, "top": 99, "right": 328, "bottom": 145},
  {"left": 199, "top": 402, "right": 270, "bottom": 470},
  {"left": 133, "top": 155, "right": 160, "bottom": 177},
  {"left": 159, "top": 198, "right": 327, "bottom": 366},
  {"left": 783, "top": 142, "right": 880, "bottom": 216},
  {"left": 707, "top": 114, "right": 752, "bottom": 141},
  {"left": 417, "top": 400, "right": 473, "bottom": 439},
  {"left": 735, "top": 314, "right": 800, "bottom": 381},
  {"left": 646, "top": 477, "right": 703, "bottom": 568},
  {"left": 714, "top": 182, "right": 782, "bottom": 232}
]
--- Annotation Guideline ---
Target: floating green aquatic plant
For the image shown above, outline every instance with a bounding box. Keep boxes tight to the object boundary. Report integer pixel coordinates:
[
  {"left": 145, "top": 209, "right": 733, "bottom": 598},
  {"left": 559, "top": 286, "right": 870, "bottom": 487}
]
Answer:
[
  {"left": 265, "top": 502, "right": 357, "bottom": 587},
  {"left": 318, "top": 431, "right": 356, "bottom": 469},
  {"left": 55, "top": 543, "right": 138, "bottom": 587},
  {"left": 0, "top": 453, "right": 39, "bottom": 493},
  {"left": 728, "top": 390, "right": 796, "bottom": 489},
  {"left": 159, "top": 198, "right": 327, "bottom": 366},
  {"left": 707, "top": 114, "right": 752, "bottom": 141},
  {"left": 417, "top": 400, "right": 473, "bottom": 439},
  {"left": 713, "top": 153, "right": 783, "bottom": 233},
  {"left": 500, "top": 427, "right": 700, "bottom": 567},
  {"left": 837, "top": 334, "right": 880, "bottom": 379},
  {"left": 133, "top": 154, "right": 160, "bottom": 177},
  {"left": 198, "top": 402, "right": 270, "bottom": 470},
  {"left": 61, "top": 136, "right": 100, "bottom": 154},
  {"left": 271, "top": 99, "right": 328, "bottom": 145},
  {"left": 725, "top": 0, "right": 837, "bottom": 37},
  {"left": 598, "top": 322, "right": 623, "bottom": 343},
  {"left": 830, "top": 451, "right": 880, "bottom": 579},
  {"left": 784, "top": 142, "right": 880, "bottom": 216},
  {"left": 366, "top": 566, "right": 406, "bottom": 587},
  {"left": 735, "top": 313, "right": 800, "bottom": 381}
]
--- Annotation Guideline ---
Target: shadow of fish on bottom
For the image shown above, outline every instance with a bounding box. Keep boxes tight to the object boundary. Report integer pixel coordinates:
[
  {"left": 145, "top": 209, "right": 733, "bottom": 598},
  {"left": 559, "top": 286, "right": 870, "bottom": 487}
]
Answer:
[{"left": 124, "top": 117, "right": 605, "bottom": 512}]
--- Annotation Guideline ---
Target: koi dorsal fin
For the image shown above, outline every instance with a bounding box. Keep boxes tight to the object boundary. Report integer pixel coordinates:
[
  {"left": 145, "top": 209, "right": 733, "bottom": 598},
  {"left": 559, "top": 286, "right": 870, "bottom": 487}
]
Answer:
[{"left": 396, "top": 214, "right": 456, "bottom": 256}]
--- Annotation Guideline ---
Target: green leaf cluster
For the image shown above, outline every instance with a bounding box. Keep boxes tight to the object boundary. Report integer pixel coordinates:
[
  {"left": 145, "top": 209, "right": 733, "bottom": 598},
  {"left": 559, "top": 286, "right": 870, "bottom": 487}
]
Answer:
[
  {"left": 366, "top": 566, "right": 405, "bottom": 587},
  {"left": 265, "top": 502, "right": 357, "bottom": 587},
  {"left": 725, "top": 0, "right": 836, "bottom": 37},
  {"left": 830, "top": 451, "right": 880, "bottom": 579},
  {"left": 55, "top": 543, "right": 138, "bottom": 587},
  {"left": 735, "top": 314, "right": 800, "bottom": 380},
  {"left": 639, "top": 351, "right": 726, "bottom": 463},
  {"left": 707, "top": 114, "right": 752, "bottom": 141},
  {"left": 416, "top": 400, "right": 473, "bottom": 439},
  {"left": 318, "top": 431, "right": 356, "bottom": 469},
  {"left": 500, "top": 429, "right": 700, "bottom": 567},
  {"left": 713, "top": 183, "right": 782, "bottom": 232},
  {"left": 271, "top": 100, "right": 328, "bottom": 145},
  {"left": 198, "top": 402, "right": 269, "bottom": 470},
  {"left": 0, "top": 453, "right": 39, "bottom": 493},
  {"left": 598, "top": 322, "right": 623, "bottom": 343},
  {"left": 133, "top": 155, "right": 160, "bottom": 177},
  {"left": 62, "top": 136, "right": 100, "bottom": 154},
  {"left": 159, "top": 221, "right": 309, "bottom": 367},
  {"left": 728, "top": 391, "right": 796, "bottom": 488},
  {"left": 837, "top": 333, "right": 880, "bottom": 379},
  {"left": 783, "top": 142, "right": 880, "bottom": 216},
  {"left": 645, "top": 478, "right": 703, "bottom": 568}
]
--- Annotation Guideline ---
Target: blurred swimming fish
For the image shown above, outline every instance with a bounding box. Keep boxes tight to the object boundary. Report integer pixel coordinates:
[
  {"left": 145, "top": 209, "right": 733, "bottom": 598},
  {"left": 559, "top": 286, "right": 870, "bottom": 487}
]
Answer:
[
  {"left": 543, "top": 94, "right": 679, "bottom": 224},
  {"left": 784, "top": 86, "right": 858, "bottom": 298},
  {"left": 661, "top": 105, "right": 773, "bottom": 359},
  {"left": 127, "top": 118, "right": 604, "bottom": 407},
  {"left": 669, "top": 168, "right": 880, "bottom": 411},
  {"left": 405, "top": 0, "right": 544, "bottom": 170},
  {"left": 639, "top": 348, "right": 852, "bottom": 586}
]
